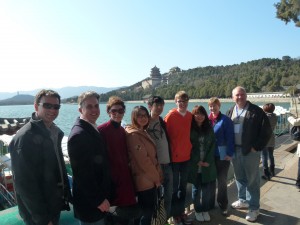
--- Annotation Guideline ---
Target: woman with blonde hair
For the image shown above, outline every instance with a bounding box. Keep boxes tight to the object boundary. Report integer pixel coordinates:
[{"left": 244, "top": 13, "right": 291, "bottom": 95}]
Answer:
[{"left": 208, "top": 97, "right": 235, "bottom": 216}]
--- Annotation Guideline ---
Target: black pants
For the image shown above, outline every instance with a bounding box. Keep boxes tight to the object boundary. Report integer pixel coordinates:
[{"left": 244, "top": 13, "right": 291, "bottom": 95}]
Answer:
[
  {"left": 297, "top": 157, "right": 300, "bottom": 186},
  {"left": 215, "top": 157, "right": 230, "bottom": 210},
  {"left": 137, "top": 187, "right": 157, "bottom": 225}
]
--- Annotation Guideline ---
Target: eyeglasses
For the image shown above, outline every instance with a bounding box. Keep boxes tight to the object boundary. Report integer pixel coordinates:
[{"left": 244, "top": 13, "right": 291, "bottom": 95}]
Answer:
[
  {"left": 110, "top": 108, "right": 125, "bottom": 114},
  {"left": 194, "top": 113, "right": 204, "bottom": 117},
  {"left": 137, "top": 114, "right": 148, "bottom": 119},
  {"left": 39, "top": 103, "right": 61, "bottom": 110},
  {"left": 177, "top": 100, "right": 188, "bottom": 104}
]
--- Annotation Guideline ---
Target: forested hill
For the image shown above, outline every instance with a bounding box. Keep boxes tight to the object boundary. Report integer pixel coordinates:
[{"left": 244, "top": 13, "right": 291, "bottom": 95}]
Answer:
[{"left": 100, "top": 57, "right": 300, "bottom": 101}]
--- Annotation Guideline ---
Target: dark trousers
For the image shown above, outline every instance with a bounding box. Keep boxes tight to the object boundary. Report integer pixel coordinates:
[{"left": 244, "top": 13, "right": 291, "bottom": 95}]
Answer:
[
  {"left": 137, "top": 187, "right": 157, "bottom": 225},
  {"left": 171, "top": 161, "right": 189, "bottom": 217},
  {"left": 215, "top": 158, "right": 230, "bottom": 210},
  {"left": 297, "top": 157, "right": 300, "bottom": 185},
  {"left": 261, "top": 147, "right": 275, "bottom": 170},
  {"left": 192, "top": 173, "right": 216, "bottom": 212}
]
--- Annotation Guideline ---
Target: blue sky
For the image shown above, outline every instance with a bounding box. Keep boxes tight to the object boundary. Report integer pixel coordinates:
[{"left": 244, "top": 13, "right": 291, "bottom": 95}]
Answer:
[{"left": 0, "top": 0, "right": 299, "bottom": 93}]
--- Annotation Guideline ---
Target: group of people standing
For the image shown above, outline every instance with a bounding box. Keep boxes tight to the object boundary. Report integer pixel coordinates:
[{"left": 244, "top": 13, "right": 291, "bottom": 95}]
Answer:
[{"left": 9, "top": 85, "right": 277, "bottom": 225}]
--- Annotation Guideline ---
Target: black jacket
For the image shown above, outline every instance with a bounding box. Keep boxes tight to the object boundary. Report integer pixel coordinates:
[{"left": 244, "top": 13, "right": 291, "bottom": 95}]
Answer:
[
  {"left": 68, "top": 117, "right": 112, "bottom": 222},
  {"left": 226, "top": 101, "right": 272, "bottom": 155},
  {"left": 9, "top": 113, "right": 71, "bottom": 225}
]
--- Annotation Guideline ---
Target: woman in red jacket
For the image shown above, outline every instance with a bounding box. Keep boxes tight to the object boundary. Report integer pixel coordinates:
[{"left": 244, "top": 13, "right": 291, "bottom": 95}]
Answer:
[{"left": 98, "top": 96, "right": 139, "bottom": 225}]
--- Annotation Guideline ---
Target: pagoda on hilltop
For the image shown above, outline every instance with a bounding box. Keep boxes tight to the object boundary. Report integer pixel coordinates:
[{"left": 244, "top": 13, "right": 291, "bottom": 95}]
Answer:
[
  {"left": 150, "top": 66, "right": 162, "bottom": 87},
  {"left": 141, "top": 66, "right": 169, "bottom": 89}
]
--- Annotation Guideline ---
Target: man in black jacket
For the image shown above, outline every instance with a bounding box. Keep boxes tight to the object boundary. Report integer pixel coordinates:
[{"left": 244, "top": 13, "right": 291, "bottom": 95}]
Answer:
[
  {"left": 68, "top": 91, "right": 112, "bottom": 225},
  {"left": 227, "top": 86, "right": 271, "bottom": 222},
  {"left": 9, "top": 89, "right": 71, "bottom": 225}
]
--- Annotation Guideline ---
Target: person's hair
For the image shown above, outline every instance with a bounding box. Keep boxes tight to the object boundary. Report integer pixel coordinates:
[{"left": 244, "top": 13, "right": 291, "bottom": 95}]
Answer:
[
  {"left": 131, "top": 105, "right": 150, "bottom": 130},
  {"left": 174, "top": 91, "right": 189, "bottom": 101},
  {"left": 191, "top": 105, "right": 211, "bottom": 134},
  {"left": 77, "top": 91, "right": 100, "bottom": 108},
  {"left": 147, "top": 96, "right": 165, "bottom": 106},
  {"left": 208, "top": 97, "right": 221, "bottom": 107},
  {"left": 106, "top": 96, "right": 125, "bottom": 113},
  {"left": 232, "top": 86, "right": 247, "bottom": 96},
  {"left": 263, "top": 103, "right": 275, "bottom": 113},
  {"left": 34, "top": 89, "right": 61, "bottom": 104}
]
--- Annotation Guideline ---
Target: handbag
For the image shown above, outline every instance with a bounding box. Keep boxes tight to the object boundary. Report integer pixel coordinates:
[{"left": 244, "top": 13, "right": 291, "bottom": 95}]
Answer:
[
  {"left": 291, "top": 126, "right": 300, "bottom": 141},
  {"left": 151, "top": 187, "right": 167, "bottom": 225}
]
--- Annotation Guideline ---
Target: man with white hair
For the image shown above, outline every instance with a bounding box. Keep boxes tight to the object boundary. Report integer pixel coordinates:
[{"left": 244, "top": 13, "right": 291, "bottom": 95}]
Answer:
[{"left": 226, "top": 86, "right": 271, "bottom": 222}]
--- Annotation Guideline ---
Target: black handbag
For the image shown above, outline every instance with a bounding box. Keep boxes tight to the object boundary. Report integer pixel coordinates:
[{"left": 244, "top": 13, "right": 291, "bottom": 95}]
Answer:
[
  {"left": 291, "top": 126, "right": 300, "bottom": 141},
  {"left": 151, "top": 187, "right": 167, "bottom": 225}
]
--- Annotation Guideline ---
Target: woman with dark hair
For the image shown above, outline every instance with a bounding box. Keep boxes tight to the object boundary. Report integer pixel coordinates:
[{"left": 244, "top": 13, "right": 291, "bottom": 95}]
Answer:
[
  {"left": 125, "top": 106, "right": 163, "bottom": 225},
  {"left": 188, "top": 105, "right": 217, "bottom": 222},
  {"left": 261, "top": 103, "right": 278, "bottom": 180},
  {"left": 98, "top": 96, "right": 140, "bottom": 225}
]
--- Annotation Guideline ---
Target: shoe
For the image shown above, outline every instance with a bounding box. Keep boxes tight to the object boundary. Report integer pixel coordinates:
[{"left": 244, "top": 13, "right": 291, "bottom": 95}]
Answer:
[
  {"left": 221, "top": 209, "right": 228, "bottom": 216},
  {"left": 173, "top": 217, "right": 183, "bottom": 225},
  {"left": 181, "top": 213, "right": 193, "bottom": 225},
  {"left": 231, "top": 200, "right": 249, "bottom": 209},
  {"left": 270, "top": 166, "right": 275, "bottom": 177},
  {"left": 295, "top": 184, "right": 300, "bottom": 189},
  {"left": 245, "top": 209, "right": 259, "bottom": 222},
  {"left": 261, "top": 175, "right": 271, "bottom": 180},
  {"left": 195, "top": 212, "right": 204, "bottom": 222},
  {"left": 202, "top": 212, "right": 210, "bottom": 222}
]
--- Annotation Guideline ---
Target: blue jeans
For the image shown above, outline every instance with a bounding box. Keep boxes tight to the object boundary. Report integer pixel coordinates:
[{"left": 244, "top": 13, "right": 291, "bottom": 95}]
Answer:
[
  {"left": 161, "top": 163, "right": 173, "bottom": 218},
  {"left": 171, "top": 161, "right": 189, "bottom": 217},
  {"left": 232, "top": 148, "right": 261, "bottom": 210},
  {"left": 215, "top": 157, "right": 230, "bottom": 210},
  {"left": 79, "top": 218, "right": 105, "bottom": 225},
  {"left": 192, "top": 173, "right": 216, "bottom": 212},
  {"left": 261, "top": 147, "right": 275, "bottom": 169}
]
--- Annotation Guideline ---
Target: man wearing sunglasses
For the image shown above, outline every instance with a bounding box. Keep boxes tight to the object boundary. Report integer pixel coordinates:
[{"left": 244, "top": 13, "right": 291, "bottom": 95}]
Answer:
[{"left": 9, "top": 89, "right": 71, "bottom": 225}]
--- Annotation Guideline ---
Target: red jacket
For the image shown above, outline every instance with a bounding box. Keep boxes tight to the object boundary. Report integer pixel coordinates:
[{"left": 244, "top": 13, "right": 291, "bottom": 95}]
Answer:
[{"left": 98, "top": 120, "right": 136, "bottom": 206}]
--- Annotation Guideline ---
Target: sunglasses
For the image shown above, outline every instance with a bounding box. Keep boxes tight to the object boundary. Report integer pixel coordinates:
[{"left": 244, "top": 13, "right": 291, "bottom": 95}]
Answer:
[
  {"left": 110, "top": 108, "right": 125, "bottom": 114},
  {"left": 39, "top": 102, "right": 61, "bottom": 110}
]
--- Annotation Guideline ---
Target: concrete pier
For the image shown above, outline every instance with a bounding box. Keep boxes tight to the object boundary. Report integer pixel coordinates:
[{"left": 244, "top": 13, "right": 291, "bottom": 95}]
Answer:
[{"left": 184, "top": 133, "right": 300, "bottom": 225}]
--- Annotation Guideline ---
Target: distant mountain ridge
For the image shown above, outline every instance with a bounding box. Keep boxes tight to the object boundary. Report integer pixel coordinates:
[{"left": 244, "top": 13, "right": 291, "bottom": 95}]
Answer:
[
  {"left": 0, "top": 94, "right": 34, "bottom": 105},
  {"left": 0, "top": 86, "right": 121, "bottom": 100}
]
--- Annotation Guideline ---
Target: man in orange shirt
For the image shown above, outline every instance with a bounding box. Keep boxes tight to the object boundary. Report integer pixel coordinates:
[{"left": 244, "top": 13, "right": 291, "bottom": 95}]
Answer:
[{"left": 164, "top": 91, "right": 193, "bottom": 225}]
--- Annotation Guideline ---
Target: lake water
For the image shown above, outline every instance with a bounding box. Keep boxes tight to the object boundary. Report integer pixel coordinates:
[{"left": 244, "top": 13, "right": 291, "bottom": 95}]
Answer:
[{"left": 0, "top": 101, "right": 291, "bottom": 136}]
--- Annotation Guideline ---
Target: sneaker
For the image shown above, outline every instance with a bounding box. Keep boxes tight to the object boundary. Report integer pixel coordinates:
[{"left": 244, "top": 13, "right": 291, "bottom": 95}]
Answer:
[
  {"left": 202, "top": 212, "right": 210, "bottom": 222},
  {"left": 245, "top": 209, "right": 259, "bottom": 222},
  {"left": 195, "top": 212, "right": 204, "bottom": 222},
  {"left": 231, "top": 200, "right": 249, "bottom": 209}
]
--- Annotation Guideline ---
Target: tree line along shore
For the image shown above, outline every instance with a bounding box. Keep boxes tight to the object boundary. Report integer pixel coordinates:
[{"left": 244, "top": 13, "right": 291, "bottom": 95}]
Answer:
[{"left": 126, "top": 97, "right": 294, "bottom": 104}]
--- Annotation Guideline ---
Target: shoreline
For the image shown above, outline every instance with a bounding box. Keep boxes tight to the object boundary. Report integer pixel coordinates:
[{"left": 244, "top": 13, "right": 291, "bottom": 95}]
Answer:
[{"left": 125, "top": 97, "right": 294, "bottom": 104}]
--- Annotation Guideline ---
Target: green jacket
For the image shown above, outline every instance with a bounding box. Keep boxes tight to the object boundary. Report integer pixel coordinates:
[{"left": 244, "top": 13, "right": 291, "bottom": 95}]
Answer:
[{"left": 188, "top": 127, "right": 217, "bottom": 185}]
